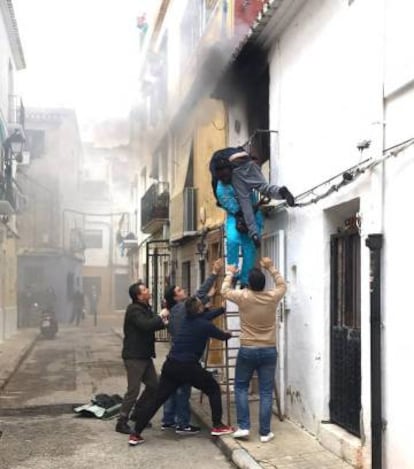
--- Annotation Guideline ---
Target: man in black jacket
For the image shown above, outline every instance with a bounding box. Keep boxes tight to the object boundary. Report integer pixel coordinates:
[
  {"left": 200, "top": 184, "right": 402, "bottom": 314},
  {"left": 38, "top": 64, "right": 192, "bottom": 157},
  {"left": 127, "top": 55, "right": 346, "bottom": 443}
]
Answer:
[
  {"left": 128, "top": 296, "right": 234, "bottom": 446},
  {"left": 115, "top": 281, "right": 168, "bottom": 434}
]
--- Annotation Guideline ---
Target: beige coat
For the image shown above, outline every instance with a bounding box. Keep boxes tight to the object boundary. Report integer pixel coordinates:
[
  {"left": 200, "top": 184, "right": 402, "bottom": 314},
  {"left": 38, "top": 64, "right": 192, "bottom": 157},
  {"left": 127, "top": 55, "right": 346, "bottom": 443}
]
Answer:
[{"left": 221, "top": 267, "right": 287, "bottom": 347}]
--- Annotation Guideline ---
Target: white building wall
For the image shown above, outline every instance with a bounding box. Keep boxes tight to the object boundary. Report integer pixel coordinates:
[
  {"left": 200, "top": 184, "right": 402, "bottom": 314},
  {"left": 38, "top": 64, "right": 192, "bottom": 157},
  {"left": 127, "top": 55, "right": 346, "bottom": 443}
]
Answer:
[
  {"left": 264, "top": 0, "right": 414, "bottom": 467},
  {"left": 380, "top": 2, "right": 414, "bottom": 467},
  {"left": 0, "top": 11, "right": 14, "bottom": 123},
  {"left": 381, "top": 147, "right": 414, "bottom": 469},
  {"left": 265, "top": 0, "right": 383, "bottom": 462}
]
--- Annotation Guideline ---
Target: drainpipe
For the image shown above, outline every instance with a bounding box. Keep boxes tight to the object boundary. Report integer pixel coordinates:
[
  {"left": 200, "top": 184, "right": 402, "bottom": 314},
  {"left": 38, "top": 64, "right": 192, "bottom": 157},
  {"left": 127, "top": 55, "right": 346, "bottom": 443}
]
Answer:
[{"left": 365, "top": 233, "right": 383, "bottom": 469}]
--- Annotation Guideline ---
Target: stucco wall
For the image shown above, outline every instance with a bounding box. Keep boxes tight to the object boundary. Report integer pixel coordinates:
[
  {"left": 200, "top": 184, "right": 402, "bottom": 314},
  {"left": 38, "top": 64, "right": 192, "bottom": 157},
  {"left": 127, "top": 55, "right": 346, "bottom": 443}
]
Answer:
[
  {"left": 194, "top": 98, "right": 227, "bottom": 230},
  {"left": 0, "top": 10, "right": 14, "bottom": 122},
  {"left": 265, "top": 0, "right": 414, "bottom": 467},
  {"left": 267, "top": 0, "right": 383, "bottom": 442}
]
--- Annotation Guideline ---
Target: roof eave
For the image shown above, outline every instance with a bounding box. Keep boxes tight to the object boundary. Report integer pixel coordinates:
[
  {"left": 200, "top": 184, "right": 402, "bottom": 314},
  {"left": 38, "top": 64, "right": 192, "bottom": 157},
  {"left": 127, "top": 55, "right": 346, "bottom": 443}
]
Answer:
[{"left": 1, "top": 0, "right": 26, "bottom": 70}]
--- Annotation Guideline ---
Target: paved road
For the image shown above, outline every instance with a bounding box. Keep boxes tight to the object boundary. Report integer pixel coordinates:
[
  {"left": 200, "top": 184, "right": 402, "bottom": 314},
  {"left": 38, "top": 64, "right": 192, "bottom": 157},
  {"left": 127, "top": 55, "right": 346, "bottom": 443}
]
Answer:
[{"left": 0, "top": 322, "right": 233, "bottom": 469}]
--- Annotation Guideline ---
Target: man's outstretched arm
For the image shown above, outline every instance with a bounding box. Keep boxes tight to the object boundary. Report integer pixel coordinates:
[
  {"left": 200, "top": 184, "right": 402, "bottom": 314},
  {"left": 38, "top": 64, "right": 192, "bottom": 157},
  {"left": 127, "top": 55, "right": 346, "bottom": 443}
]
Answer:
[{"left": 195, "top": 258, "right": 223, "bottom": 303}]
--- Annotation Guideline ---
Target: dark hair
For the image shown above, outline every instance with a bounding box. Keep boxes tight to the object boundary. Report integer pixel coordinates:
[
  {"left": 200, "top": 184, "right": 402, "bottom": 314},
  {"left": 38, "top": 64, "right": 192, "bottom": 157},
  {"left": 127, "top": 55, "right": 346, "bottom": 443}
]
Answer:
[
  {"left": 129, "top": 282, "right": 145, "bottom": 302},
  {"left": 164, "top": 285, "right": 177, "bottom": 310},
  {"left": 248, "top": 268, "right": 266, "bottom": 291},
  {"left": 216, "top": 166, "right": 232, "bottom": 184},
  {"left": 185, "top": 296, "right": 202, "bottom": 317}
]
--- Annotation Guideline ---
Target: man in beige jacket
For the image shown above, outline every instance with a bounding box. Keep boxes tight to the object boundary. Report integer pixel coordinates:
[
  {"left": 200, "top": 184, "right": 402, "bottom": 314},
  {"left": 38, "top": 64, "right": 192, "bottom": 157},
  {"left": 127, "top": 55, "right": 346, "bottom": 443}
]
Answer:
[{"left": 221, "top": 257, "right": 287, "bottom": 443}]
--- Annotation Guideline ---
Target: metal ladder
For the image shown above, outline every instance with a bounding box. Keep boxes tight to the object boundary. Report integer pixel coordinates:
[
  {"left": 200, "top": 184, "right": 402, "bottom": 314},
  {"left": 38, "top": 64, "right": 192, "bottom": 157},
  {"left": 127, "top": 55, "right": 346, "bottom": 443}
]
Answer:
[{"left": 200, "top": 227, "right": 283, "bottom": 425}]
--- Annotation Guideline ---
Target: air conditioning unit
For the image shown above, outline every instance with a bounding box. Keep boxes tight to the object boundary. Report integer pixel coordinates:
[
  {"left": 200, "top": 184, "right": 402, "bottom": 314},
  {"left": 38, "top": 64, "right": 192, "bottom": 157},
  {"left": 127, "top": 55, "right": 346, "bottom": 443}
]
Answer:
[
  {"left": 183, "top": 187, "right": 197, "bottom": 233},
  {"left": 122, "top": 239, "right": 139, "bottom": 248}
]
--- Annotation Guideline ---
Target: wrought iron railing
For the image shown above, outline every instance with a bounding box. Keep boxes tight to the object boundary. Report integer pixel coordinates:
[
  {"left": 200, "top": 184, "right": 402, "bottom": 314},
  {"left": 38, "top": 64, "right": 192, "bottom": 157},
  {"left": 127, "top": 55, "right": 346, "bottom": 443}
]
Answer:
[{"left": 141, "top": 182, "right": 169, "bottom": 232}]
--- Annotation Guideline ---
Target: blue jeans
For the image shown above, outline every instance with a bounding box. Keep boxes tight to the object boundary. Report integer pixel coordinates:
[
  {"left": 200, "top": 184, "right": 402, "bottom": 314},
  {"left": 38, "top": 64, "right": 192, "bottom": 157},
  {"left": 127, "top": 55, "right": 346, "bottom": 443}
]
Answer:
[
  {"left": 235, "top": 346, "right": 277, "bottom": 435},
  {"left": 162, "top": 383, "right": 192, "bottom": 427}
]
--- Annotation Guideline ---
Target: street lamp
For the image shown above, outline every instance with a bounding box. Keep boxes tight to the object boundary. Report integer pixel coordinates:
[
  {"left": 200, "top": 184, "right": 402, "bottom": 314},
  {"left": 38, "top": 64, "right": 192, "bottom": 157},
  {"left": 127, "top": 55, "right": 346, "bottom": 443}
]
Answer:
[
  {"left": 1, "top": 129, "right": 25, "bottom": 211},
  {"left": 3, "top": 129, "right": 25, "bottom": 162}
]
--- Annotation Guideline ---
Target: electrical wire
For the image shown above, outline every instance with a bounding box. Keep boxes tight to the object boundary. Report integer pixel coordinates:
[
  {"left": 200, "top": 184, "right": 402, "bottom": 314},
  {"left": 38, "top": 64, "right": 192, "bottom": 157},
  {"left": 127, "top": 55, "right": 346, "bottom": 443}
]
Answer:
[{"left": 273, "top": 136, "right": 414, "bottom": 210}]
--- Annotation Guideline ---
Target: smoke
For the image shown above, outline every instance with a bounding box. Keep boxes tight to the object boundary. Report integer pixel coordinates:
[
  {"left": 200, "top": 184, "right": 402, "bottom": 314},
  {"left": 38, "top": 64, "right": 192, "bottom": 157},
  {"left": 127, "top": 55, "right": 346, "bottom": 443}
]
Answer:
[{"left": 165, "top": 13, "right": 269, "bottom": 128}]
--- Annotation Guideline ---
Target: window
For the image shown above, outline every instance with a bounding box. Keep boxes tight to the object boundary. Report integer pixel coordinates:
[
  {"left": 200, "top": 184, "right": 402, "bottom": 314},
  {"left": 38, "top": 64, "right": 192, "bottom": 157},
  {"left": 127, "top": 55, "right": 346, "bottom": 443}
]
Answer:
[
  {"left": 25, "top": 265, "right": 45, "bottom": 285},
  {"left": 180, "top": 0, "right": 219, "bottom": 72},
  {"left": 181, "top": 261, "right": 191, "bottom": 295},
  {"left": 84, "top": 230, "right": 103, "bottom": 249}
]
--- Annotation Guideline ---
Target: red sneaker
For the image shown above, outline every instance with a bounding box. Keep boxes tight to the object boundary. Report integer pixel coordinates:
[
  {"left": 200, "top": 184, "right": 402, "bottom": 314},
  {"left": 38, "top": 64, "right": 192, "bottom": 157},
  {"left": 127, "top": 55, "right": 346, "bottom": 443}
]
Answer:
[
  {"left": 211, "top": 425, "right": 234, "bottom": 436},
  {"left": 128, "top": 433, "right": 144, "bottom": 446}
]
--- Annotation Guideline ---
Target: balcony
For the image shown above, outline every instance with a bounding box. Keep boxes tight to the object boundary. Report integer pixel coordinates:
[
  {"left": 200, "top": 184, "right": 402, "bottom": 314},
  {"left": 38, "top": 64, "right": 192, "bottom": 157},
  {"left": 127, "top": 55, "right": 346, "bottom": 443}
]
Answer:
[{"left": 141, "top": 182, "right": 169, "bottom": 234}]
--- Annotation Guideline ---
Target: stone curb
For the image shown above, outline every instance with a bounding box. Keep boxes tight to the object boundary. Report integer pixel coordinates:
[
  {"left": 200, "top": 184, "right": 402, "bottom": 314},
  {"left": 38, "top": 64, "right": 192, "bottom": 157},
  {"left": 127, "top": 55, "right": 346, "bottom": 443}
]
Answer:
[
  {"left": 191, "top": 405, "right": 264, "bottom": 469},
  {"left": 112, "top": 328, "right": 263, "bottom": 468},
  {"left": 0, "top": 330, "right": 39, "bottom": 391}
]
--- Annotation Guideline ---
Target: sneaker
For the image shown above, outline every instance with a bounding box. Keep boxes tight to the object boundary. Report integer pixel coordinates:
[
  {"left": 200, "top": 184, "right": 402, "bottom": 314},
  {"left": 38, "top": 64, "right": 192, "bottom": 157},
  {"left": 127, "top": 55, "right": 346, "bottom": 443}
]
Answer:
[
  {"left": 176, "top": 424, "right": 201, "bottom": 435},
  {"left": 128, "top": 433, "right": 144, "bottom": 446},
  {"left": 161, "top": 422, "right": 176, "bottom": 431},
  {"left": 260, "top": 432, "right": 274, "bottom": 443},
  {"left": 211, "top": 425, "right": 234, "bottom": 436},
  {"left": 115, "top": 420, "right": 132, "bottom": 434},
  {"left": 232, "top": 428, "right": 250, "bottom": 439}
]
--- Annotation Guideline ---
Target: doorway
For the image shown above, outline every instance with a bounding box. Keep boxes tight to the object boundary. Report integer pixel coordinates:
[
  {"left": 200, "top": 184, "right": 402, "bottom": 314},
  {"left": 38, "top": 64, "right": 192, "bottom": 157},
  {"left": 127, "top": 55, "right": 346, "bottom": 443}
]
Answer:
[{"left": 330, "top": 226, "right": 361, "bottom": 436}]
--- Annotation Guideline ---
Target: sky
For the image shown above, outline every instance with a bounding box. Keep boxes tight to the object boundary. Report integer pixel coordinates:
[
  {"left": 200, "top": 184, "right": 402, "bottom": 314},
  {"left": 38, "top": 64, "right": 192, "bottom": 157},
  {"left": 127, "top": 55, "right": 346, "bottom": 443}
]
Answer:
[{"left": 13, "top": 0, "right": 150, "bottom": 130}]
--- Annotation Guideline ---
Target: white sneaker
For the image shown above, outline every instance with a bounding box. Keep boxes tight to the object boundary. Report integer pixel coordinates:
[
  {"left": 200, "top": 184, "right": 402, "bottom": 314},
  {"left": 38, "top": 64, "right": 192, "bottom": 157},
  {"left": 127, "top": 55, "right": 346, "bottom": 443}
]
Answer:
[
  {"left": 232, "top": 428, "right": 250, "bottom": 439},
  {"left": 260, "top": 432, "right": 274, "bottom": 443}
]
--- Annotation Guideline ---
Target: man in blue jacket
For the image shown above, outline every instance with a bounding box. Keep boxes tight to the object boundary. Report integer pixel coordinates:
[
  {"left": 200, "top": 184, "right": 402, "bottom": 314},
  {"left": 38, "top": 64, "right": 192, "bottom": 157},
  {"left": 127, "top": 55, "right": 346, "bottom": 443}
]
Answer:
[
  {"left": 115, "top": 282, "right": 168, "bottom": 434},
  {"left": 128, "top": 293, "right": 234, "bottom": 445},
  {"left": 161, "top": 258, "right": 223, "bottom": 435}
]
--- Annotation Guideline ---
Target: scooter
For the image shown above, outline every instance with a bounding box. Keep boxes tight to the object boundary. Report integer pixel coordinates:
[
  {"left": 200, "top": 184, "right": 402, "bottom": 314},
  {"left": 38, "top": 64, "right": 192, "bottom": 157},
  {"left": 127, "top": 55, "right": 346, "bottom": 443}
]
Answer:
[{"left": 40, "top": 310, "right": 58, "bottom": 339}]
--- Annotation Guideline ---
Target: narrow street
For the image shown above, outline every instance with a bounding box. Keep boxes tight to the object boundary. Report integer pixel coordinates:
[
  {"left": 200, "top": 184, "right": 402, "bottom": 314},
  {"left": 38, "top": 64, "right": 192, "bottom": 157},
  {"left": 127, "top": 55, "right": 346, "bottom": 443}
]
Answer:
[{"left": 0, "top": 318, "right": 232, "bottom": 469}]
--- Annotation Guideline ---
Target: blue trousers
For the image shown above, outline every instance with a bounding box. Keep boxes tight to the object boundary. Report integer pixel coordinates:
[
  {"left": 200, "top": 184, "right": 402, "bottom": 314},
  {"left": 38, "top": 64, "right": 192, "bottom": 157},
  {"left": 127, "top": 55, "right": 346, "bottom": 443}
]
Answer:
[
  {"left": 226, "top": 215, "right": 258, "bottom": 285},
  {"left": 234, "top": 346, "right": 277, "bottom": 435},
  {"left": 162, "top": 383, "right": 192, "bottom": 427}
]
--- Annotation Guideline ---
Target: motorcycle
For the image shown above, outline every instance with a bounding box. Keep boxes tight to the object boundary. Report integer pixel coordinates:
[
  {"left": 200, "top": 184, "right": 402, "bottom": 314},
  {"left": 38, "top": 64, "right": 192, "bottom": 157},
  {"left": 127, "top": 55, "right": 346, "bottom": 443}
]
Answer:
[{"left": 40, "top": 309, "right": 58, "bottom": 339}]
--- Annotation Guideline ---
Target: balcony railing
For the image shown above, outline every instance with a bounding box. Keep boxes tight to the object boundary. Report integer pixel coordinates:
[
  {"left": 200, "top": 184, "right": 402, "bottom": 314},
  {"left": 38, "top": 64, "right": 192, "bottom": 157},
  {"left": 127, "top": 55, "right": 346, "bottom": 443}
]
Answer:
[{"left": 141, "top": 182, "right": 169, "bottom": 234}]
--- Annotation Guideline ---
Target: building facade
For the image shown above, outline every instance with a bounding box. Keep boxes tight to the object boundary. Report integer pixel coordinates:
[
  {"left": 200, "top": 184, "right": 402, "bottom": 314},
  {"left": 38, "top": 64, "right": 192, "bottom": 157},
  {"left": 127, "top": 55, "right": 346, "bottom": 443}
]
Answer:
[
  {"left": 16, "top": 108, "right": 84, "bottom": 325},
  {"left": 79, "top": 142, "right": 131, "bottom": 318},
  {"left": 0, "top": 0, "right": 25, "bottom": 341},
  {"left": 129, "top": 0, "right": 414, "bottom": 467}
]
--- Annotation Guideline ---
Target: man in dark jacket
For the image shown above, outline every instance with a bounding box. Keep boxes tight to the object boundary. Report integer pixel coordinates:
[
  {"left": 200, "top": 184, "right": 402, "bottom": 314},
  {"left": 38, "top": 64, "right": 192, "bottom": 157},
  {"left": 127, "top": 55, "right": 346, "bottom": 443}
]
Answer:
[
  {"left": 128, "top": 295, "right": 234, "bottom": 446},
  {"left": 115, "top": 281, "right": 168, "bottom": 434},
  {"left": 161, "top": 258, "right": 223, "bottom": 435}
]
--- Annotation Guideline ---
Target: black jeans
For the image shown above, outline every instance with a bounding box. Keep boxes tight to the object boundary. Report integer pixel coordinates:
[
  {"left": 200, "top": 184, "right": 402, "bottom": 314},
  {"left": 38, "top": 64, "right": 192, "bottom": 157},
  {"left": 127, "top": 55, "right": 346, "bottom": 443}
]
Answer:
[{"left": 134, "top": 358, "right": 223, "bottom": 433}]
